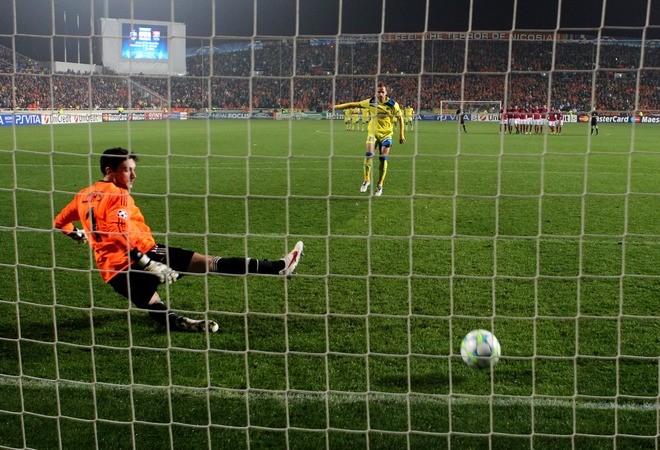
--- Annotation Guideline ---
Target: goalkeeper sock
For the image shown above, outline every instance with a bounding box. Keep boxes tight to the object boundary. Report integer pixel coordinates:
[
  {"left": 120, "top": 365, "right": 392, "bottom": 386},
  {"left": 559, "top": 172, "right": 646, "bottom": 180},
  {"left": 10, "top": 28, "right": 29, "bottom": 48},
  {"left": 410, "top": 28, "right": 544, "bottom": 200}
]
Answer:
[
  {"left": 146, "top": 301, "right": 179, "bottom": 330},
  {"left": 211, "top": 257, "right": 283, "bottom": 275},
  {"left": 378, "top": 156, "right": 388, "bottom": 185},
  {"left": 363, "top": 153, "right": 373, "bottom": 181}
]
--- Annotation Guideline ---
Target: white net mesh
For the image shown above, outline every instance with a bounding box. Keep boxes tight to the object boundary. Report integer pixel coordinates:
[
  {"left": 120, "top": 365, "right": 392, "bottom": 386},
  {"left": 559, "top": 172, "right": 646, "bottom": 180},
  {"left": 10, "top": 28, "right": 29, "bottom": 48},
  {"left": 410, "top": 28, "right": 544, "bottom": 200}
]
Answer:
[{"left": 1, "top": 0, "right": 660, "bottom": 449}]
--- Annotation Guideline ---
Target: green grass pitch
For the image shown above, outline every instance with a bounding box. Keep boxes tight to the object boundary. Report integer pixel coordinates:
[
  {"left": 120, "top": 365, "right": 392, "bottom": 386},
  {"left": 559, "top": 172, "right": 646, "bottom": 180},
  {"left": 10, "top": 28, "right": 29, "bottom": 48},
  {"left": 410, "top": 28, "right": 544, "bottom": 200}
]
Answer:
[{"left": 1, "top": 118, "right": 660, "bottom": 449}]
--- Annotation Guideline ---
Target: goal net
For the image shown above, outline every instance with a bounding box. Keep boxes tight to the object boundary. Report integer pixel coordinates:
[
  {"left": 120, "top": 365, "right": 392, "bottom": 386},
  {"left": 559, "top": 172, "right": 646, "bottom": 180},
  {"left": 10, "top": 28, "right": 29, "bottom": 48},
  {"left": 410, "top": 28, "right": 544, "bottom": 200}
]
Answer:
[{"left": 1, "top": 0, "right": 660, "bottom": 449}]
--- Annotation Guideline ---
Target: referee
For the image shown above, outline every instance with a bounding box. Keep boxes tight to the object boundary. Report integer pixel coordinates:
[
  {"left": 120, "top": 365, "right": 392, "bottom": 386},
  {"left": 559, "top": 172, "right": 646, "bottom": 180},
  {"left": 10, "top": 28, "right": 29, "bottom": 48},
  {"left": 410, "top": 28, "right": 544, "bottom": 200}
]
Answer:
[
  {"left": 457, "top": 108, "right": 467, "bottom": 133},
  {"left": 590, "top": 111, "right": 599, "bottom": 136}
]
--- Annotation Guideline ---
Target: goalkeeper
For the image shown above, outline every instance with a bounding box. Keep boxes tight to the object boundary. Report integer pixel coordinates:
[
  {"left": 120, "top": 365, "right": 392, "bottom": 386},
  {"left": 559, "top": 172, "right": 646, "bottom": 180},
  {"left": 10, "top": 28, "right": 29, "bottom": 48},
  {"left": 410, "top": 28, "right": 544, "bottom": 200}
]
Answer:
[
  {"left": 334, "top": 82, "right": 405, "bottom": 197},
  {"left": 54, "top": 147, "right": 303, "bottom": 333}
]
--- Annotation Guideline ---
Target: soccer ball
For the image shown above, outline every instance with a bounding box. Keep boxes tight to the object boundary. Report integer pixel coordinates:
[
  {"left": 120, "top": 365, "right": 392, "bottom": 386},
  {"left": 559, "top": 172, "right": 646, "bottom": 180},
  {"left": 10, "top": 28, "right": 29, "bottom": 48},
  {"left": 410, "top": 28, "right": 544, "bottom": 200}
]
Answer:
[{"left": 460, "top": 329, "right": 501, "bottom": 370}]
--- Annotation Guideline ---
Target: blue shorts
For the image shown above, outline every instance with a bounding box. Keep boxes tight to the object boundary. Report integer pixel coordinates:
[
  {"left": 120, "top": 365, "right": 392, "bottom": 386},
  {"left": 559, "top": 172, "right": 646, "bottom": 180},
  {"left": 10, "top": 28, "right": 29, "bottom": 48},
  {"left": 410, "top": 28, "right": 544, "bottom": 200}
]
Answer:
[{"left": 366, "top": 135, "right": 393, "bottom": 150}]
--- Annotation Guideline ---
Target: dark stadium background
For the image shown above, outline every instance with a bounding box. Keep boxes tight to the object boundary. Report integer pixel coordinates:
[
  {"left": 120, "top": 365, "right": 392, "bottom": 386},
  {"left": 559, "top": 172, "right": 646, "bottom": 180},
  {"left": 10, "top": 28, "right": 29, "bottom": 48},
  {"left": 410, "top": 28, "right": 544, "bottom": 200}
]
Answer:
[{"left": 0, "top": 0, "right": 657, "bottom": 64}]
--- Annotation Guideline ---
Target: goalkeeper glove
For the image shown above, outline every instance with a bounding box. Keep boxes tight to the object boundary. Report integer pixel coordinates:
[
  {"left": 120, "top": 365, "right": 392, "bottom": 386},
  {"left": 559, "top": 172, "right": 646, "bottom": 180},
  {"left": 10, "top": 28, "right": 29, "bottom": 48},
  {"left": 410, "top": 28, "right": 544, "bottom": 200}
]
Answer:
[
  {"left": 69, "top": 227, "right": 88, "bottom": 244},
  {"left": 132, "top": 250, "right": 179, "bottom": 285}
]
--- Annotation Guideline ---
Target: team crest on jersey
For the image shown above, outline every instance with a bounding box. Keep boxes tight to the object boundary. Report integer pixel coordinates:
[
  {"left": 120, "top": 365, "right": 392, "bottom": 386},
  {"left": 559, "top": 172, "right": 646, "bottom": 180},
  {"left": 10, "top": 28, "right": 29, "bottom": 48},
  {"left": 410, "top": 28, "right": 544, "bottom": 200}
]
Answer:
[{"left": 117, "top": 209, "right": 128, "bottom": 219}]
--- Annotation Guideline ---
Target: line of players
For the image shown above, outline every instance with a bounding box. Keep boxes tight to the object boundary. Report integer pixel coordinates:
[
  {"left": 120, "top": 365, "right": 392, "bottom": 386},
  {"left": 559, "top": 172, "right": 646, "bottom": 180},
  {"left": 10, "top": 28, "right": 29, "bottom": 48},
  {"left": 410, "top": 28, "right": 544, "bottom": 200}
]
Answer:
[
  {"left": 499, "top": 106, "right": 564, "bottom": 135},
  {"left": 344, "top": 106, "right": 416, "bottom": 132}
]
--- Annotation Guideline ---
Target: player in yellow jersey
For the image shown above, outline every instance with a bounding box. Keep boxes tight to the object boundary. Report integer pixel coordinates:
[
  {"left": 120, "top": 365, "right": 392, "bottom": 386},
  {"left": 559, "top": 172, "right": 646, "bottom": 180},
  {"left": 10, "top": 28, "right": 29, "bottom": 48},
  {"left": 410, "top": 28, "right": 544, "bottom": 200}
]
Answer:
[
  {"left": 344, "top": 107, "right": 353, "bottom": 130},
  {"left": 404, "top": 105, "right": 415, "bottom": 131},
  {"left": 334, "top": 82, "right": 405, "bottom": 197},
  {"left": 54, "top": 148, "right": 303, "bottom": 333},
  {"left": 352, "top": 107, "right": 361, "bottom": 131}
]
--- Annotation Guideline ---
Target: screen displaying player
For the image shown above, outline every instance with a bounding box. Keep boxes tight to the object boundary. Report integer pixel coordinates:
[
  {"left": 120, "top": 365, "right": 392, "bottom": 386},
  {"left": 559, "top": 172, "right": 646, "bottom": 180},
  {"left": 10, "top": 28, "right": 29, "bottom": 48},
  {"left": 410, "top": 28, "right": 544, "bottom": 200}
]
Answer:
[{"left": 121, "top": 23, "right": 169, "bottom": 60}]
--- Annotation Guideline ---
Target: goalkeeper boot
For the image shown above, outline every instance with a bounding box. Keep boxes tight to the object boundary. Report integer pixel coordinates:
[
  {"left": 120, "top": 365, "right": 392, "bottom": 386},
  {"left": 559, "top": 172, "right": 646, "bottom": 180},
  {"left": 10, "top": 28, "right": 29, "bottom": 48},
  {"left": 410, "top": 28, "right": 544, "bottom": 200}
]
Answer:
[
  {"left": 375, "top": 185, "right": 383, "bottom": 197},
  {"left": 176, "top": 316, "right": 220, "bottom": 333},
  {"left": 280, "top": 241, "right": 304, "bottom": 276},
  {"left": 360, "top": 181, "right": 370, "bottom": 193}
]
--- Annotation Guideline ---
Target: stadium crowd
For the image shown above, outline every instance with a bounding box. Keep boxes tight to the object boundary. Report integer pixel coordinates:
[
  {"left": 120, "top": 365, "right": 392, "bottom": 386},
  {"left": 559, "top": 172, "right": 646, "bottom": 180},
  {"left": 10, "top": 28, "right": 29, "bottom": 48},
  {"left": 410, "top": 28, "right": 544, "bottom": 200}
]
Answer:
[{"left": 0, "top": 38, "right": 658, "bottom": 113}]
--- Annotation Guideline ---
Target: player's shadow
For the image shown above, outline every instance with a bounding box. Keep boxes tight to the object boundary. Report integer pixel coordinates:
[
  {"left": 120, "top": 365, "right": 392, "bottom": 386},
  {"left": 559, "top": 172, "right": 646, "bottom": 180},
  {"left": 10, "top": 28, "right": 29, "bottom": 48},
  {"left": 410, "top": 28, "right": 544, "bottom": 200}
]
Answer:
[
  {"left": 409, "top": 372, "right": 451, "bottom": 390},
  {"left": 0, "top": 317, "right": 20, "bottom": 341},
  {"left": 376, "top": 372, "right": 451, "bottom": 392},
  {"left": 0, "top": 315, "right": 98, "bottom": 343}
]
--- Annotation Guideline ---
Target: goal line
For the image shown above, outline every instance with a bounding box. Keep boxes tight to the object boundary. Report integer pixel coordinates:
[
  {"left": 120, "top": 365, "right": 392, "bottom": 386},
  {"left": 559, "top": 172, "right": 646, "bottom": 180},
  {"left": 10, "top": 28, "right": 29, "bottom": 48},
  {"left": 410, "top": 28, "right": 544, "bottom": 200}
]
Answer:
[{"left": 2, "top": 376, "right": 657, "bottom": 412}]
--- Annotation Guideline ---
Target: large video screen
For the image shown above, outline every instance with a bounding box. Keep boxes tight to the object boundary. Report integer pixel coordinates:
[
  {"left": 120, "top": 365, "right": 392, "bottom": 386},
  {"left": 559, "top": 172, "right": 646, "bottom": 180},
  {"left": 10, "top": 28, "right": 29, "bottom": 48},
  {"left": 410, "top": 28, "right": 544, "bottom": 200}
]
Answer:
[
  {"left": 121, "top": 23, "right": 168, "bottom": 60},
  {"left": 102, "top": 18, "right": 185, "bottom": 75}
]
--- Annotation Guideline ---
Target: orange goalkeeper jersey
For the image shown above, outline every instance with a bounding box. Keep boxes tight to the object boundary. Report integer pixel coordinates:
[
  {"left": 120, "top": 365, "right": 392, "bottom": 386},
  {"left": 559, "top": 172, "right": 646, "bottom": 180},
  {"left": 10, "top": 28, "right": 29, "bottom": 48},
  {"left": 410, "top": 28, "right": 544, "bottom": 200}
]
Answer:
[{"left": 54, "top": 180, "right": 157, "bottom": 282}]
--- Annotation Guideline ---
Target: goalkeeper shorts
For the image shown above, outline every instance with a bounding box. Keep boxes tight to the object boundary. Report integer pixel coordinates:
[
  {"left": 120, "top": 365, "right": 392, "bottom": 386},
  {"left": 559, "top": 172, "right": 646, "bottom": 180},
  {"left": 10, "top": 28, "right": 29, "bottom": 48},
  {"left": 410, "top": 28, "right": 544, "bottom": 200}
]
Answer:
[{"left": 108, "top": 245, "right": 194, "bottom": 308}]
